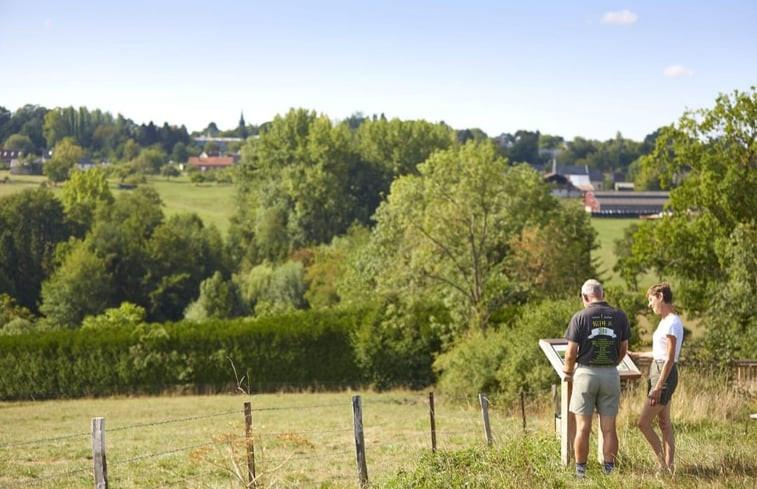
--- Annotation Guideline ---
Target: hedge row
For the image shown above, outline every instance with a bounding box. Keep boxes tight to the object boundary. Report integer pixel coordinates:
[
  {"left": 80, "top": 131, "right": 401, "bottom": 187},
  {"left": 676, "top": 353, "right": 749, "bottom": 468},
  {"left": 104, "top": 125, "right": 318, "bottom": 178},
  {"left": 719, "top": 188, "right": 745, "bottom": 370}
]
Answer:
[{"left": 0, "top": 308, "right": 377, "bottom": 400}]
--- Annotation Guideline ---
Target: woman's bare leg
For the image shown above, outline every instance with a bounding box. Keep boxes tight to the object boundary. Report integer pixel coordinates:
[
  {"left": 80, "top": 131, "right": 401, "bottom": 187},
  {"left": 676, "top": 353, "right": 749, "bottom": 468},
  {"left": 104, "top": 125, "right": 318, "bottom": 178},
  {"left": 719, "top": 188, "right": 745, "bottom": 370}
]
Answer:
[{"left": 637, "top": 401, "right": 666, "bottom": 469}]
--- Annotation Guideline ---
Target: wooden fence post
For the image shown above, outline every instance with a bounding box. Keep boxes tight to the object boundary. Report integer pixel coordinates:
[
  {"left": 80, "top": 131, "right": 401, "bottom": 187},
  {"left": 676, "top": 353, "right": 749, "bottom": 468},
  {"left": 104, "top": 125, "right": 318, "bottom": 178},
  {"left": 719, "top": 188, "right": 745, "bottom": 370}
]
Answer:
[
  {"left": 552, "top": 384, "right": 560, "bottom": 438},
  {"left": 560, "top": 378, "right": 575, "bottom": 466},
  {"left": 352, "top": 395, "right": 369, "bottom": 488},
  {"left": 478, "top": 393, "right": 492, "bottom": 447},
  {"left": 520, "top": 391, "right": 527, "bottom": 431},
  {"left": 91, "top": 417, "right": 108, "bottom": 489},
  {"left": 429, "top": 392, "right": 437, "bottom": 453},
  {"left": 244, "top": 401, "right": 257, "bottom": 488}
]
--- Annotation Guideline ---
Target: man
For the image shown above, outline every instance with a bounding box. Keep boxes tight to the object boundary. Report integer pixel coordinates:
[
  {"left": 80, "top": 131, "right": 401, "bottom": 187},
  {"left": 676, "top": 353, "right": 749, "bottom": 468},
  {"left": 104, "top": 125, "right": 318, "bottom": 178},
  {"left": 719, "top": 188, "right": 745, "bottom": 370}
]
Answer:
[{"left": 563, "top": 279, "right": 631, "bottom": 478}]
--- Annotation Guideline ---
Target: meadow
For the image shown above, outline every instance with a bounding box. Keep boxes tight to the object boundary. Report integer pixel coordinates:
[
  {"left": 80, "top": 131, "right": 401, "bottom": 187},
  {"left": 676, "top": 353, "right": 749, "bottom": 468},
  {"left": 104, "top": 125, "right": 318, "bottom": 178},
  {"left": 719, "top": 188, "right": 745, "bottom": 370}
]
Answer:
[
  {"left": 0, "top": 171, "right": 235, "bottom": 234},
  {"left": 0, "top": 374, "right": 754, "bottom": 488}
]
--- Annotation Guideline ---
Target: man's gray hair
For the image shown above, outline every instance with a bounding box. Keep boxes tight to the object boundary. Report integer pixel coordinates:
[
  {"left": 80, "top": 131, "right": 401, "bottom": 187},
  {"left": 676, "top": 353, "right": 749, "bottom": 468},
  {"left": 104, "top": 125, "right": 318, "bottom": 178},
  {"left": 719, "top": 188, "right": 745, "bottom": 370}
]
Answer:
[{"left": 581, "top": 279, "right": 604, "bottom": 299}]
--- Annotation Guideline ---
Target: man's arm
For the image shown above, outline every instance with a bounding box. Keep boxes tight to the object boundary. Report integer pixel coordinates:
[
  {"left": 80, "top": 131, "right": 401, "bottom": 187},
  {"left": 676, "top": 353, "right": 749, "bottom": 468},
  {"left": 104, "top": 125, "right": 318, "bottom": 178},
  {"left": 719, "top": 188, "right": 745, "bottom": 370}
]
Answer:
[
  {"left": 563, "top": 340, "right": 579, "bottom": 380},
  {"left": 616, "top": 339, "right": 628, "bottom": 366}
]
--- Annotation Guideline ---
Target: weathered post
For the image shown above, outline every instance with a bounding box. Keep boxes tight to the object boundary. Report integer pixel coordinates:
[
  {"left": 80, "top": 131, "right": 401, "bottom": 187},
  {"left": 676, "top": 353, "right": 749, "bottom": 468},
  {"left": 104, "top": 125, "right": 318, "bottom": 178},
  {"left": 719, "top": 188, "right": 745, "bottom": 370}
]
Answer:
[
  {"left": 429, "top": 392, "right": 437, "bottom": 452},
  {"left": 520, "top": 391, "right": 527, "bottom": 431},
  {"left": 560, "top": 377, "right": 575, "bottom": 465},
  {"left": 478, "top": 393, "right": 492, "bottom": 447},
  {"left": 244, "top": 401, "right": 257, "bottom": 487},
  {"left": 352, "top": 395, "right": 368, "bottom": 488},
  {"left": 91, "top": 417, "right": 108, "bottom": 489},
  {"left": 552, "top": 384, "right": 560, "bottom": 438}
]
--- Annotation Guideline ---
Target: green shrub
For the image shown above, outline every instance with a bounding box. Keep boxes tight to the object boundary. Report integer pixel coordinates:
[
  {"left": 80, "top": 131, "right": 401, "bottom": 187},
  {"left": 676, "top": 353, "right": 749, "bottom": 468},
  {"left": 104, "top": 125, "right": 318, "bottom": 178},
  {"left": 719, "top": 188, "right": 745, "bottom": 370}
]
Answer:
[
  {"left": 351, "top": 300, "right": 446, "bottom": 390},
  {"left": 0, "top": 307, "right": 373, "bottom": 400},
  {"left": 435, "top": 299, "right": 578, "bottom": 403}
]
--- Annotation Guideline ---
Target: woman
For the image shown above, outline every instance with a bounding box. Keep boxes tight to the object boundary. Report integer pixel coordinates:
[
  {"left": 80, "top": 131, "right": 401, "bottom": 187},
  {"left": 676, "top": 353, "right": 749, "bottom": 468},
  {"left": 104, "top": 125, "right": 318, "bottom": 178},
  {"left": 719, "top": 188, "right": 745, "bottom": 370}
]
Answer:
[{"left": 628, "top": 282, "right": 684, "bottom": 476}]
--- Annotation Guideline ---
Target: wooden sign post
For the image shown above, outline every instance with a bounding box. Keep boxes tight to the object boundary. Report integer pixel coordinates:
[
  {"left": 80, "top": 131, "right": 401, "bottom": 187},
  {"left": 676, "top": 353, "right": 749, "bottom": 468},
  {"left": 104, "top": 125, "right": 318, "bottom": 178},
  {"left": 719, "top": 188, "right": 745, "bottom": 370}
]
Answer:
[{"left": 539, "top": 338, "right": 641, "bottom": 466}]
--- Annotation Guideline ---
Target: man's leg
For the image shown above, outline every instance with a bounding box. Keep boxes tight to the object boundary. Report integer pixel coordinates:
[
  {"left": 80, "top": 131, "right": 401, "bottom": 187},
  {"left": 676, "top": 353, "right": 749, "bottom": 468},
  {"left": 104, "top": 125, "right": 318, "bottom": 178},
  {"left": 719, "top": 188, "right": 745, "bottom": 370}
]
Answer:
[
  {"left": 599, "top": 414, "right": 618, "bottom": 466},
  {"left": 574, "top": 414, "right": 593, "bottom": 464}
]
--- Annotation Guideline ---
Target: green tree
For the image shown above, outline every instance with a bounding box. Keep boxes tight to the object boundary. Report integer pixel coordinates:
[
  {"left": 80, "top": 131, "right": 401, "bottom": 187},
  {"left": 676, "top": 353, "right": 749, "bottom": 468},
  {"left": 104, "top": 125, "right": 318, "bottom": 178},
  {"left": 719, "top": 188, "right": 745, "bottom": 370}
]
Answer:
[
  {"left": 239, "top": 261, "right": 308, "bottom": 316},
  {"left": 0, "top": 293, "right": 35, "bottom": 332},
  {"left": 304, "top": 225, "right": 371, "bottom": 308},
  {"left": 132, "top": 146, "right": 167, "bottom": 174},
  {"left": 3, "top": 133, "right": 35, "bottom": 154},
  {"left": 0, "top": 189, "right": 70, "bottom": 312},
  {"left": 44, "top": 137, "right": 84, "bottom": 184},
  {"left": 144, "top": 213, "right": 226, "bottom": 321},
  {"left": 1, "top": 105, "right": 48, "bottom": 154},
  {"left": 171, "top": 141, "right": 188, "bottom": 163},
  {"left": 616, "top": 87, "right": 757, "bottom": 359},
  {"left": 87, "top": 186, "right": 164, "bottom": 309},
  {"left": 81, "top": 302, "right": 146, "bottom": 329},
  {"left": 367, "top": 140, "right": 594, "bottom": 333},
  {"left": 184, "top": 271, "right": 245, "bottom": 320},
  {"left": 702, "top": 223, "right": 757, "bottom": 363},
  {"left": 60, "top": 167, "right": 114, "bottom": 233},
  {"left": 232, "top": 109, "right": 361, "bottom": 263},
  {"left": 39, "top": 243, "right": 114, "bottom": 328},
  {"left": 502, "top": 130, "right": 541, "bottom": 165},
  {"left": 161, "top": 164, "right": 181, "bottom": 179}
]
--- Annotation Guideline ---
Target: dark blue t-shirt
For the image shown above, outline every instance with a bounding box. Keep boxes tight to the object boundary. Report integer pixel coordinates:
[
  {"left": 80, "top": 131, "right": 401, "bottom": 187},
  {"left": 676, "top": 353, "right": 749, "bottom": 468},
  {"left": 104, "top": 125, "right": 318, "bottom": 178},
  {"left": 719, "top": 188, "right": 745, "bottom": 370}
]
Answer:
[{"left": 564, "top": 302, "right": 631, "bottom": 367}]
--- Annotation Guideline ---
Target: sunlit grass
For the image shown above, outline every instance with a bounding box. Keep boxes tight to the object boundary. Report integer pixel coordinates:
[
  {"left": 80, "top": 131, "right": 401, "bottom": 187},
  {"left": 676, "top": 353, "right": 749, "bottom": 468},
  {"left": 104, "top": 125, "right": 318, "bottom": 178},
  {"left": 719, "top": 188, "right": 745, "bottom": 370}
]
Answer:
[{"left": 1, "top": 377, "right": 754, "bottom": 489}]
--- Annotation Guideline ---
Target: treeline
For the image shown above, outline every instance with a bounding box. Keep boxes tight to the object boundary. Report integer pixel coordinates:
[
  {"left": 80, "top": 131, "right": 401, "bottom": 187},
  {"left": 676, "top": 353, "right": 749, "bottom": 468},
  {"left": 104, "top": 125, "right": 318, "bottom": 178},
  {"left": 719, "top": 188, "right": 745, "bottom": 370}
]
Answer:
[
  {"left": 1, "top": 103, "right": 660, "bottom": 181},
  {"left": 0, "top": 104, "right": 252, "bottom": 162},
  {"left": 1, "top": 88, "right": 755, "bottom": 399}
]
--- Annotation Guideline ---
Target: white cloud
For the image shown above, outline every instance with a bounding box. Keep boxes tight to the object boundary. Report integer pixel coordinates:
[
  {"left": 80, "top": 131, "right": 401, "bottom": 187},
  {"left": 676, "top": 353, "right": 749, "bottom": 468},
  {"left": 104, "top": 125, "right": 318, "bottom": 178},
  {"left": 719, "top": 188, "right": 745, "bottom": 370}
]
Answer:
[
  {"left": 600, "top": 10, "right": 638, "bottom": 25},
  {"left": 663, "top": 65, "right": 695, "bottom": 77}
]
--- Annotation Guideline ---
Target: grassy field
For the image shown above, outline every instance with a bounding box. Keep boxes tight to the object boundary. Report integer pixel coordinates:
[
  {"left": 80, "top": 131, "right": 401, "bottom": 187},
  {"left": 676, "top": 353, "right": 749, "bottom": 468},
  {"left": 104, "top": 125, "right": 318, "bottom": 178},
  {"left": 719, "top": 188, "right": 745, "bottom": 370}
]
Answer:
[
  {"left": 0, "top": 171, "right": 236, "bottom": 234},
  {"left": 0, "top": 374, "right": 755, "bottom": 489},
  {"left": 139, "top": 177, "right": 236, "bottom": 234}
]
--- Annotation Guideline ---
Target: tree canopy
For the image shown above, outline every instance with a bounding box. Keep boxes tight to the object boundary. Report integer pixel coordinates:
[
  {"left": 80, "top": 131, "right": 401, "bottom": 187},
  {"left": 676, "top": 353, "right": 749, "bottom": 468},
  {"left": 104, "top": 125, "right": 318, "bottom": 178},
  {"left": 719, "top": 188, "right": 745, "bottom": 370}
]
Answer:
[
  {"left": 616, "top": 87, "right": 757, "bottom": 361},
  {"left": 353, "top": 140, "right": 596, "bottom": 333}
]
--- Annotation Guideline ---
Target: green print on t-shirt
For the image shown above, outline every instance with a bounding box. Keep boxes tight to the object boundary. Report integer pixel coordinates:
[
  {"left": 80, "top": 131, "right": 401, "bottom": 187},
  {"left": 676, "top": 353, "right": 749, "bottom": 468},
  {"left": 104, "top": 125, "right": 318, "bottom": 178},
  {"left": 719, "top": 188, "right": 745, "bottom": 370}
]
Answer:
[{"left": 591, "top": 337, "right": 614, "bottom": 366}]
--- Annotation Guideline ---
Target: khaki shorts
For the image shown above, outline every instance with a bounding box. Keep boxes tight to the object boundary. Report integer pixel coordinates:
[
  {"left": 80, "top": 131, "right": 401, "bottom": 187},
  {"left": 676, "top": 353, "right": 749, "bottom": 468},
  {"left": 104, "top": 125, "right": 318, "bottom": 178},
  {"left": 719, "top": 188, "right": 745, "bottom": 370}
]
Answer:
[{"left": 569, "top": 365, "right": 621, "bottom": 416}]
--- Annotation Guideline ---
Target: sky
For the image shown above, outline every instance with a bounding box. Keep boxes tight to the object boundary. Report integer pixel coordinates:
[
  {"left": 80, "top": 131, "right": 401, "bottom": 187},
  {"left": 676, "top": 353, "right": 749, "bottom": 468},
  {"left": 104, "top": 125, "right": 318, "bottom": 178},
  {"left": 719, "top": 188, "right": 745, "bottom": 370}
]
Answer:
[{"left": 1, "top": 0, "right": 756, "bottom": 142}]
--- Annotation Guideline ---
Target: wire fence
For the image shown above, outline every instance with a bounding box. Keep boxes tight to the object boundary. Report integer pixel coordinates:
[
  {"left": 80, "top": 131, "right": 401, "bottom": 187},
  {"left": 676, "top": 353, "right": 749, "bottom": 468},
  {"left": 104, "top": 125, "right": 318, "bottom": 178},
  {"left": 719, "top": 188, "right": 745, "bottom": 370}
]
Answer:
[{"left": 0, "top": 389, "right": 560, "bottom": 489}]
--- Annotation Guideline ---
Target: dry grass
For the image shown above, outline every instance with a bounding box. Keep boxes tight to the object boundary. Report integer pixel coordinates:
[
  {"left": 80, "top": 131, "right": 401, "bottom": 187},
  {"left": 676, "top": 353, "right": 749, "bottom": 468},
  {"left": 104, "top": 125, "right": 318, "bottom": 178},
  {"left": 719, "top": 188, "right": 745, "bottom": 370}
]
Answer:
[
  {"left": 1, "top": 378, "right": 754, "bottom": 489},
  {"left": 0, "top": 391, "right": 488, "bottom": 489}
]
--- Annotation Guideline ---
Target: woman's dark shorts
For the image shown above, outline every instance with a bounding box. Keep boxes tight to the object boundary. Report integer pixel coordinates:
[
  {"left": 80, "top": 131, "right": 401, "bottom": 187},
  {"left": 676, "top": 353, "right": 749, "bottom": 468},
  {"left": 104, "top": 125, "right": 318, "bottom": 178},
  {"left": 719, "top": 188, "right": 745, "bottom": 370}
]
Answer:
[{"left": 648, "top": 361, "right": 678, "bottom": 405}]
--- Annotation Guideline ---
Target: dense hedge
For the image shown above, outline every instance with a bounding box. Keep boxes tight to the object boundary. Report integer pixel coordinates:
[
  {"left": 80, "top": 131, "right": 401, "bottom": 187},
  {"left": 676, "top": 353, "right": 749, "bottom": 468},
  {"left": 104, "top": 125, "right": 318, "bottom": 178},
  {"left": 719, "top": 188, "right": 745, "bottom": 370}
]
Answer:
[{"left": 0, "top": 308, "right": 373, "bottom": 400}]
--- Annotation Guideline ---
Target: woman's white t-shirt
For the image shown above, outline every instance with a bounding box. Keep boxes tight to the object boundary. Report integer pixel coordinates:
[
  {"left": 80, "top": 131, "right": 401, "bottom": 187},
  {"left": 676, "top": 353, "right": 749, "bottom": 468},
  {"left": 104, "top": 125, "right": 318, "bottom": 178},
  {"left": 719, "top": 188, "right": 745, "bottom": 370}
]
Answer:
[{"left": 652, "top": 314, "right": 684, "bottom": 362}]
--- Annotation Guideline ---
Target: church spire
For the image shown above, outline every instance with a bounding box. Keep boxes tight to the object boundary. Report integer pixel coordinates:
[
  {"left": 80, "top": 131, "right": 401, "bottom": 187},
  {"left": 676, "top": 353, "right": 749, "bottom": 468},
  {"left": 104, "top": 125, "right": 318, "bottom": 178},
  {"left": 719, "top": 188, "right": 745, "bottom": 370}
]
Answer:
[{"left": 238, "top": 110, "right": 248, "bottom": 139}]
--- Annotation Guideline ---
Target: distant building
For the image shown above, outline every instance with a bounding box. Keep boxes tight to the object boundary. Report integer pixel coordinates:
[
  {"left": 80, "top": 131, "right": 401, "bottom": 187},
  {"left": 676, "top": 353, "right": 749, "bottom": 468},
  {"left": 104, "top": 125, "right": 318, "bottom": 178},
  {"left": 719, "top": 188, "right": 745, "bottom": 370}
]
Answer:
[
  {"left": 543, "top": 161, "right": 604, "bottom": 195},
  {"left": 1, "top": 149, "right": 23, "bottom": 165},
  {"left": 187, "top": 154, "right": 238, "bottom": 171},
  {"left": 584, "top": 191, "right": 669, "bottom": 217},
  {"left": 193, "top": 136, "right": 244, "bottom": 154}
]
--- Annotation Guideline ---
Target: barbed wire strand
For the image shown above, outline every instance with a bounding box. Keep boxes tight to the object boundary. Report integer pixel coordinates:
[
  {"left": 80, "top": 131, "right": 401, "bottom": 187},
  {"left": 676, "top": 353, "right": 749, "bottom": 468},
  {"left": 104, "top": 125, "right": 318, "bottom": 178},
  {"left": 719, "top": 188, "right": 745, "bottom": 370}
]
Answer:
[
  {"left": 107, "top": 409, "right": 242, "bottom": 432},
  {"left": 0, "top": 431, "right": 90, "bottom": 450},
  {"left": 109, "top": 441, "right": 216, "bottom": 466}
]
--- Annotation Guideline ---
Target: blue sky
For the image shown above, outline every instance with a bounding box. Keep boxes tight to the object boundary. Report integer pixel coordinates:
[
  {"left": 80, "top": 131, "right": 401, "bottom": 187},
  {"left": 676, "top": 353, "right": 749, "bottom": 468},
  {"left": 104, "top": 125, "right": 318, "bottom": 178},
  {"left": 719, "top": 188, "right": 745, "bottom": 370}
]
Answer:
[{"left": 1, "top": 1, "right": 755, "bottom": 141}]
